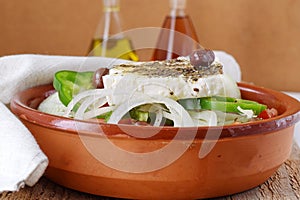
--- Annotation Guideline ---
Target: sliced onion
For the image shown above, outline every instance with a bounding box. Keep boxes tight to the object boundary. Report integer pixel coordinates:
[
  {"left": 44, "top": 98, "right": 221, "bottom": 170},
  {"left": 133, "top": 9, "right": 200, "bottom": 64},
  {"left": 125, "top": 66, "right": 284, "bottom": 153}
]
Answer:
[
  {"left": 221, "top": 74, "right": 241, "bottom": 98},
  {"left": 64, "top": 89, "right": 111, "bottom": 117},
  {"left": 189, "top": 110, "right": 218, "bottom": 126},
  {"left": 74, "top": 96, "right": 108, "bottom": 120},
  {"left": 108, "top": 93, "right": 194, "bottom": 127},
  {"left": 162, "top": 111, "right": 176, "bottom": 122},
  {"left": 83, "top": 106, "right": 114, "bottom": 120},
  {"left": 148, "top": 104, "right": 164, "bottom": 127},
  {"left": 153, "top": 111, "right": 163, "bottom": 126}
]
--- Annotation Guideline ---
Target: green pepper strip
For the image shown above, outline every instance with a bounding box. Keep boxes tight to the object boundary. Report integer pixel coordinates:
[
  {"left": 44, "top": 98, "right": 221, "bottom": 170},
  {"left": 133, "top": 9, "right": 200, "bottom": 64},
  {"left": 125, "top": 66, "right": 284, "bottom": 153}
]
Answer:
[
  {"left": 129, "top": 108, "right": 149, "bottom": 122},
  {"left": 128, "top": 106, "right": 174, "bottom": 125},
  {"left": 200, "top": 96, "right": 267, "bottom": 115},
  {"left": 53, "top": 70, "right": 95, "bottom": 106},
  {"left": 97, "top": 111, "right": 113, "bottom": 122}
]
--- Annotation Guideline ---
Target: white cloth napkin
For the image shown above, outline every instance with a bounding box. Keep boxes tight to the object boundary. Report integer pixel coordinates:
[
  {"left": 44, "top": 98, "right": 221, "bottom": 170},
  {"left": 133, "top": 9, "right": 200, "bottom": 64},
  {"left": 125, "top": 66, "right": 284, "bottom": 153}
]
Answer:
[
  {"left": 0, "top": 54, "right": 127, "bottom": 193},
  {"left": 0, "top": 102, "right": 48, "bottom": 192},
  {"left": 0, "top": 51, "right": 241, "bottom": 193}
]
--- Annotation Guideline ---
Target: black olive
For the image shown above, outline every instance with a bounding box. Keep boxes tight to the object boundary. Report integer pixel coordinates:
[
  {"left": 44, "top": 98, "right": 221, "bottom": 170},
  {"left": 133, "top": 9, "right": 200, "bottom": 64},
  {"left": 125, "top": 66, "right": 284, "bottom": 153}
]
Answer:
[
  {"left": 189, "top": 49, "right": 215, "bottom": 69},
  {"left": 93, "top": 68, "right": 109, "bottom": 88}
]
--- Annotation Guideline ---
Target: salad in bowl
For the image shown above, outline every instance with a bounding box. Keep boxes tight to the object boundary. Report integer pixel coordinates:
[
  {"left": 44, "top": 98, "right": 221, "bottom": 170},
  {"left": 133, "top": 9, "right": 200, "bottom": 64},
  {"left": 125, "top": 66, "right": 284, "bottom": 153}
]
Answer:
[
  {"left": 10, "top": 49, "right": 300, "bottom": 199},
  {"left": 38, "top": 49, "right": 277, "bottom": 127}
]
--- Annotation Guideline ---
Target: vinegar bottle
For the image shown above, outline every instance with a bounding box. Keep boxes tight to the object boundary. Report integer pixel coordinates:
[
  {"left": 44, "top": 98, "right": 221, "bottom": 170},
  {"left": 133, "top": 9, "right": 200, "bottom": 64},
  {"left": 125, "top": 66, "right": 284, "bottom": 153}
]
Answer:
[
  {"left": 152, "top": 0, "right": 200, "bottom": 61},
  {"left": 88, "top": 0, "right": 139, "bottom": 61}
]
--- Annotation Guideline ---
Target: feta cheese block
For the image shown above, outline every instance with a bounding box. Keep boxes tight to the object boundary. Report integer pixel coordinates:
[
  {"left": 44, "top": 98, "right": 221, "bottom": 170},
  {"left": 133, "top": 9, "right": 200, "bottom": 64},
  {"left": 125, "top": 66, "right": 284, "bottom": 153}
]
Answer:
[{"left": 102, "top": 57, "right": 241, "bottom": 106}]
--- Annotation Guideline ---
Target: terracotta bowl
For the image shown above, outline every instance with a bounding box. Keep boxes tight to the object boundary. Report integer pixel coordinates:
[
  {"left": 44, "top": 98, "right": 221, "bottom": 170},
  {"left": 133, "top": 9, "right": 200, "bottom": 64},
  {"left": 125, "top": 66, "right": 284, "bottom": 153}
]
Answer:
[{"left": 10, "top": 83, "right": 300, "bottom": 199}]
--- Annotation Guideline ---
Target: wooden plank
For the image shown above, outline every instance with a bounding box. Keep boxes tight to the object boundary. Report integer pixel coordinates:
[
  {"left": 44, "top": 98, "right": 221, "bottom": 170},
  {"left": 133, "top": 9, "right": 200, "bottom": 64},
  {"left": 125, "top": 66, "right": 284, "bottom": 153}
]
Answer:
[{"left": 1, "top": 143, "right": 300, "bottom": 200}]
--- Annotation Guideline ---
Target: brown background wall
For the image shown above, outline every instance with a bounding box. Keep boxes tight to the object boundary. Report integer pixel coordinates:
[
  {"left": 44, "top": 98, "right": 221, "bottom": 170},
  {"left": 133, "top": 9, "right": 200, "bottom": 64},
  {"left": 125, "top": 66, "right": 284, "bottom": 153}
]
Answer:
[{"left": 0, "top": 0, "right": 299, "bottom": 92}]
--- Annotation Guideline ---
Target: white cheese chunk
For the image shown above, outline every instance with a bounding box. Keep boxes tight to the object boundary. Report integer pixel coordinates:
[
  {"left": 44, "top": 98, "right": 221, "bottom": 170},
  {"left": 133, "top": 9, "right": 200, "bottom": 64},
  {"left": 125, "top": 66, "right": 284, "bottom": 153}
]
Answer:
[{"left": 102, "top": 59, "right": 241, "bottom": 106}]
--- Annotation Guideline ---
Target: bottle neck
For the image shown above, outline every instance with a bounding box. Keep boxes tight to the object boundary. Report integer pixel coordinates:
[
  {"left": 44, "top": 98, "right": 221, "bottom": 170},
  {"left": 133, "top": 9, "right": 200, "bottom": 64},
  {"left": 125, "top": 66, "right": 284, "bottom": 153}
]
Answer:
[
  {"left": 94, "top": 0, "right": 122, "bottom": 39},
  {"left": 169, "top": 0, "right": 186, "bottom": 17},
  {"left": 103, "top": 0, "right": 120, "bottom": 13},
  {"left": 169, "top": 8, "right": 185, "bottom": 17}
]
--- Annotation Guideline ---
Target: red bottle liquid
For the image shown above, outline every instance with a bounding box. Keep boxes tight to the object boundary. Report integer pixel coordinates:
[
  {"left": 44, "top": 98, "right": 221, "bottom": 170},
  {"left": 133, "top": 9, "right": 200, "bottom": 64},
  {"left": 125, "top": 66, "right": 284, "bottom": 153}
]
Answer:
[{"left": 152, "top": 0, "right": 200, "bottom": 61}]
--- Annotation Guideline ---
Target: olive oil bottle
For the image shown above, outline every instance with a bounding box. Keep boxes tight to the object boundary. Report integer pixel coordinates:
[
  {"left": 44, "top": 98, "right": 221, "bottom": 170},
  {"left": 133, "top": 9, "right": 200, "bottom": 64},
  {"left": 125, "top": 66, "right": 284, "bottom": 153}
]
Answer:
[
  {"left": 88, "top": 0, "right": 138, "bottom": 61},
  {"left": 152, "top": 0, "right": 200, "bottom": 61}
]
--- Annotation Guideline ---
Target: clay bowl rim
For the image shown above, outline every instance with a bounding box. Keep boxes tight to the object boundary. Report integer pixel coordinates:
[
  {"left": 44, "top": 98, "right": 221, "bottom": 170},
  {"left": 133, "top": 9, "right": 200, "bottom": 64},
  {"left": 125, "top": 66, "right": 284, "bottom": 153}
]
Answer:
[{"left": 10, "top": 82, "right": 300, "bottom": 140}]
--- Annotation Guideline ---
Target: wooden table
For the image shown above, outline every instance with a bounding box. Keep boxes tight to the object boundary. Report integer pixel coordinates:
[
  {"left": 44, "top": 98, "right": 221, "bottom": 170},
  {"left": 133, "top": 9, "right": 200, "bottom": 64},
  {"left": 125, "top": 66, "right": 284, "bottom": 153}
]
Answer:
[{"left": 1, "top": 143, "right": 300, "bottom": 200}]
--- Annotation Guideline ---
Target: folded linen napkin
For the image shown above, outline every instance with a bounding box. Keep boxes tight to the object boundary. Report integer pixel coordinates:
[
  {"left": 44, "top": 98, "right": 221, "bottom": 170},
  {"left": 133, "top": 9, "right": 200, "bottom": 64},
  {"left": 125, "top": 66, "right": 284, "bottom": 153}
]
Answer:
[
  {"left": 0, "top": 102, "right": 48, "bottom": 192},
  {"left": 0, "top": 51, "right": 241, "bottom": 193},
  {"left": 0, "top": 54, "right": 127, "bottom": 193}
]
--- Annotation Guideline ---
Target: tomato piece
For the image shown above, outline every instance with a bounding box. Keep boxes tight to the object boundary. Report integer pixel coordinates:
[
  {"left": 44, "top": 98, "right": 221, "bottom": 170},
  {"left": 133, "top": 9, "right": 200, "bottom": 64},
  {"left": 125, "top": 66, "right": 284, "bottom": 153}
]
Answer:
[{"left": 258, "top": 108, "right": 278, "bottom": 119}]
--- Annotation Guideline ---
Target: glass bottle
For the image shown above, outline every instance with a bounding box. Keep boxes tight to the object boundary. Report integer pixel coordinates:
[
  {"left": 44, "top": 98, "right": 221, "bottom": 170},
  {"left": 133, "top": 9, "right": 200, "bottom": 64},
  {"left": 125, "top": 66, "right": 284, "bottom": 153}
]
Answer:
[
  {"left": 88, "top": 0, "right": 139, "bottom": 61},
  {"left": 152, "top": 0, "right": 200, "bottom": 61}
]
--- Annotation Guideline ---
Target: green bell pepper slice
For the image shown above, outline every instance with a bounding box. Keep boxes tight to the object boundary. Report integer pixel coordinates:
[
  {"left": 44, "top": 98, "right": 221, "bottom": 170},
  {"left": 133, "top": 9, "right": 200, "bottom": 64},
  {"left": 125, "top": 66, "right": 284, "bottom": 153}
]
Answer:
[
  {"left": 53, "top": 70, "right": 95, "bottom": 106},
  {"left": 96, "top": 111, "right": 113, "bottom": 122},
  {"left": 200, "top": 96, "right": 267, "bottom": 115}
]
